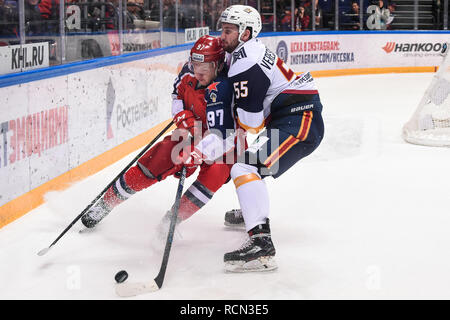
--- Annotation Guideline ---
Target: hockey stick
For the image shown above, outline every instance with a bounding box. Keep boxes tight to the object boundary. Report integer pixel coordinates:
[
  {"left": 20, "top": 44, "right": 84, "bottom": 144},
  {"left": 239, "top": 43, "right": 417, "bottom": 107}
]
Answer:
[
  {"left": 37, "top": 121, "right": 175, "bottom": 256},
  {"left": 115, "top": 166, "right": 187, "bottom": 297}
]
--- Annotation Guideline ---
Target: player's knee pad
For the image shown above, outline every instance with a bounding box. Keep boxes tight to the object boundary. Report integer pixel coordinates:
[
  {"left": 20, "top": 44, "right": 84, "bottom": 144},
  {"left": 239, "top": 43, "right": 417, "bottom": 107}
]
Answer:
[
  {"left": 196, "top": 163, "right": 231, "bottom": 192},
  {"left": 230, "top": 163, "right": 262, "bottom": 189},
  {"left": 230, "top": 163, "right": 259, "bottom": 179},
  {"left": 173, "top": 165, "right": 198, "bottom": 179},
  {"left": 137, "top": 135, "right": 180, "bottom": 180},
  {"left": 122, "top": 165, "right": 157, "bottom": 192}
]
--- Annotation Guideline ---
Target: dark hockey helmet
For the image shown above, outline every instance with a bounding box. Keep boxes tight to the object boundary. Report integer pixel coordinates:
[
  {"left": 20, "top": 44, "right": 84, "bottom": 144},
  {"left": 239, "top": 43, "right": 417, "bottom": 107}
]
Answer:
[{"left": 190, "top": 35, "right": 225, "bottom": 65}]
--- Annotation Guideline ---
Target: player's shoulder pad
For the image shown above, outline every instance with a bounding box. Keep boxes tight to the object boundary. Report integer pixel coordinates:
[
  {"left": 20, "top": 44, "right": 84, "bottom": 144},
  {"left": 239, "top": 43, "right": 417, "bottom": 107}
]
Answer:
[
  {"left": 173, "top": 62, "right": 195, "bottom": 91},
  {"left": 228, "top": 39, "right": 265, "bottom": 77},
  {"left": 206, "top": 68, "right": 231, "bottom": 92},
  {"left": 205, "top": 81, "right": 226, "bottom": 104},
  {"left": 174, "top": 62, "right": 194, "bottom": 84},
  {"left": 177, "top": 62, "right": 194, "bottom": 77}
]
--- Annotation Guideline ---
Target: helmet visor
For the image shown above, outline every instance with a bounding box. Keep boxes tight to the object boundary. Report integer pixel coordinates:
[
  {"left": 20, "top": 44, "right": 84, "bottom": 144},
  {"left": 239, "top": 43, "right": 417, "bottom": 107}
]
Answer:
[{"left": 190, "top": 60, "right": 214, "bottom": 74}]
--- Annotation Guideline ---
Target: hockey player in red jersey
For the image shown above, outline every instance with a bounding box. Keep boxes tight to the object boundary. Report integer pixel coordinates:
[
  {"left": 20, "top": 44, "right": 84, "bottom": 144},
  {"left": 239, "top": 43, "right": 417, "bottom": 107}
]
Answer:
[{"left": 81, "top": 36, "right": 232, "bottom": 231}]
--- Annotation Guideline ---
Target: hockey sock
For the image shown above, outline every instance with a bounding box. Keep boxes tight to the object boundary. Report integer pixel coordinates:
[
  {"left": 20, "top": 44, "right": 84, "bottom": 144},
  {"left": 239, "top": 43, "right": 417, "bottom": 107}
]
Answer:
[
  {"left": 176, "top": 180, "right": 214, "bottom": 221},
  {"left": 231, "top": 163, "right": 270, "bottom": 232},
  {"left": 102, "top": 165, "right": 158, "bottom": 209}
]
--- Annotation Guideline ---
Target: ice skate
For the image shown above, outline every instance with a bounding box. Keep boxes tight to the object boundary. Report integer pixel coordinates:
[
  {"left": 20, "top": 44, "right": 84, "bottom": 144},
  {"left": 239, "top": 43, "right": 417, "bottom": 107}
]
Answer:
[
  {"left": 224, "top": 219, "right": 277, "bottom": 272},
  {"left": 80, "top": 200, "right": 112, "bottom": 229},
  {"left": 224, "top": 209, "right": 245, "bottom": 229}
]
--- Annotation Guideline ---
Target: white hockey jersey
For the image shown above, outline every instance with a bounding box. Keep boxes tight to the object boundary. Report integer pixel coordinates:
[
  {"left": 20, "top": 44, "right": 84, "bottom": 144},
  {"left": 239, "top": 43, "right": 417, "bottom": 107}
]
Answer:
[{"left": 228, "top": 38, "right": 318, "bottom": 133}]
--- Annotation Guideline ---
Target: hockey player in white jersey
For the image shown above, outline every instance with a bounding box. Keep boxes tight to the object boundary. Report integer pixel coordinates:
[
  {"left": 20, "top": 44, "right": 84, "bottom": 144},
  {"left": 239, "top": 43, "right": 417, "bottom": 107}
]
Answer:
[{"left": 217, "top": 5, "right": 325, "bottom": 272}]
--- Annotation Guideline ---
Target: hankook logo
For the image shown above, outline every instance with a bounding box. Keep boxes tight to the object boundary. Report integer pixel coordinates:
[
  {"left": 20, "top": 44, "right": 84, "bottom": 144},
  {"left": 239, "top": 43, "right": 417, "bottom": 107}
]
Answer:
[{"left": 382, "top": 42, "right": 446, "bottom": 54}]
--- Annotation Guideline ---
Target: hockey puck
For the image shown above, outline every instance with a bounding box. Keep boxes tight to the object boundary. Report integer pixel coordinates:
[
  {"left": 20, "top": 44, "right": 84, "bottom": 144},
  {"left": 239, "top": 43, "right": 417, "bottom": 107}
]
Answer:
[{"left": 115, "top": 270, "right": 128, "bottom": 283}]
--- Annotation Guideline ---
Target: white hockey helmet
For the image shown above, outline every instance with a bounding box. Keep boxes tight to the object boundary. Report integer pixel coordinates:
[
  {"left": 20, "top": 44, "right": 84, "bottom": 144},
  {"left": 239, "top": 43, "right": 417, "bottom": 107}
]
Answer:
[{"left": 217, "top": 5, "right": 262, "bottom": 44}]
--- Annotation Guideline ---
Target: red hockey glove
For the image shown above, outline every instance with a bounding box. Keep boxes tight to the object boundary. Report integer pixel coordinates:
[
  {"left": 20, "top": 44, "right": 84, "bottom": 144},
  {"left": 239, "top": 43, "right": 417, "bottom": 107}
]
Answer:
[
  {"left": 177, "top": 146, "right": 205, "bottom": 168},
  {"left": 173, "top": 146, "right": 204, "bottom": 179},
  {"left": 173, "top": 110, "right": 196, "bottom": 136}
]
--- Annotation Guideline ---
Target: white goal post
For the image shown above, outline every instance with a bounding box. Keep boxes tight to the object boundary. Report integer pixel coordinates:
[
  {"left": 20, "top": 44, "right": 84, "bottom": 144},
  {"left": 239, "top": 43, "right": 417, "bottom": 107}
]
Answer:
[{"left": 402, "top": 43, "right": 450, "bottom": 147}]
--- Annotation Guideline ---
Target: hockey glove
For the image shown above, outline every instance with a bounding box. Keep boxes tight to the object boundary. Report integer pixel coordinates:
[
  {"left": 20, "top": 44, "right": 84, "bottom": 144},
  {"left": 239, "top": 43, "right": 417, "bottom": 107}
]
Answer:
[
  {"left": 173, "top": 146, "right": 204, "bottom": 179},
  {"left": 177, "top": 147, "right": 205, "bottom": 167},
  {"left": 173, "top": 110, "right": 196, "bottom": 136}
]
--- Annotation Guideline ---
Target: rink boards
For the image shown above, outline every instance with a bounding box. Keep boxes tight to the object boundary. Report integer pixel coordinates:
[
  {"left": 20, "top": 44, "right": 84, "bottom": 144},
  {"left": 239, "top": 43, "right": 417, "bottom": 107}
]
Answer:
[{"left": 0, "top": 31, "right": 448, "bottom": 228}]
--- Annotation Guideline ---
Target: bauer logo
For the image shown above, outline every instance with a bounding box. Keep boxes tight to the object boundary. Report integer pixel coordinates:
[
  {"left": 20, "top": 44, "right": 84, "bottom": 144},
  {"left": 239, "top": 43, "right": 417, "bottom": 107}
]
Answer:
[{"left": 276, "top": 40, "right": 288, "bottom": 63}]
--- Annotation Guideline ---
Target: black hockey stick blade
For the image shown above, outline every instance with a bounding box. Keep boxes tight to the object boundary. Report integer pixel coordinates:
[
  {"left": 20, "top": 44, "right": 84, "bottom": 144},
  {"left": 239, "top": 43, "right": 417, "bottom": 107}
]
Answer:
[{"left": 116, "top": 166, "right": 187, "bottom": 297}]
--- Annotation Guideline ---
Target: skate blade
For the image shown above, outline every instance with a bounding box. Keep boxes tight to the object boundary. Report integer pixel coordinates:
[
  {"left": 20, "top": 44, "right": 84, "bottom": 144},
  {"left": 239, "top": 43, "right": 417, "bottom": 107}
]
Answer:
[
  {"left": 78, "top": 227, "right": 95, "bottom": 234},
  {"left": 224, "top": 221, "right": 246, "bottom": 230},
  {"left": 224, "top": 256, "right": 277, "bottom": 273}
]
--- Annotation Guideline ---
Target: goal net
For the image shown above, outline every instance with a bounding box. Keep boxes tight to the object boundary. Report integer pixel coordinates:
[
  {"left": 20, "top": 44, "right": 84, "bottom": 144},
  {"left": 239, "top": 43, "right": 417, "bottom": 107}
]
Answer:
[{"left": 402, "top": 43, "right": 450, "bottom": 147}]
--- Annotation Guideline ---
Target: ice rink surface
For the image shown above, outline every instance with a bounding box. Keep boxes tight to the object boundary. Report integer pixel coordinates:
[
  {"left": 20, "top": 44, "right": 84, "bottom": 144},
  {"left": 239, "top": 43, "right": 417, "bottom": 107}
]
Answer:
[{"left": 1, "top": 72, "right": 450, "bottom": 300}]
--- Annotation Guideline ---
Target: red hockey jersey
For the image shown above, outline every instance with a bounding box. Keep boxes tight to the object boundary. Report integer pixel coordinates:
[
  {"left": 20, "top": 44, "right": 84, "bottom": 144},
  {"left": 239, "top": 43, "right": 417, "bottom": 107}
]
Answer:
[{"left": 171, "top": 63, "right": 207, "bottom": 126}]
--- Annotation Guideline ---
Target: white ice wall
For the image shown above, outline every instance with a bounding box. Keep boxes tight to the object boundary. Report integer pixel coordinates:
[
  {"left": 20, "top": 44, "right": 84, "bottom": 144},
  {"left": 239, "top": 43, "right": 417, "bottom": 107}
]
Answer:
[
  {"left": 0, "top": 31, "right": 448, "bottom": 211},
  {"left": 260, "top": 32, "right": 450, "bottom": 73},
  {"left": 0, "top": 49, "right": 189, "bottom": 207}
]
